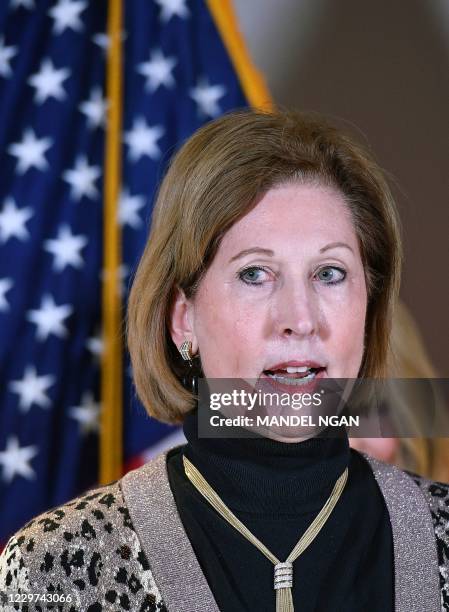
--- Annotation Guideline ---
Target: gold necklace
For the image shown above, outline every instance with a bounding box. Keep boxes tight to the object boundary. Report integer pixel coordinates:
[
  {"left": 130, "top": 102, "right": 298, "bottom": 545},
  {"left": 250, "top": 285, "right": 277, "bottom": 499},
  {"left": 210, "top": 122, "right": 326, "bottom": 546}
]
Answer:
[{"left": 183, "top": 454, "right": 348, "bottom": 612}]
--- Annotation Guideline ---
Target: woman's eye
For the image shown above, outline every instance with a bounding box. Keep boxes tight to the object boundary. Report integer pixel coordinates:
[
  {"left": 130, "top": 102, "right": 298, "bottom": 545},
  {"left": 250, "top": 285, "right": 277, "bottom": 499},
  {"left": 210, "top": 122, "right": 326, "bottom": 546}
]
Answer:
[
  {"left": 238, "top": 266, "right": 269, "bottom": 286},
  {"left": 316, "top": 266, "right": 346, "bottom": 284}
]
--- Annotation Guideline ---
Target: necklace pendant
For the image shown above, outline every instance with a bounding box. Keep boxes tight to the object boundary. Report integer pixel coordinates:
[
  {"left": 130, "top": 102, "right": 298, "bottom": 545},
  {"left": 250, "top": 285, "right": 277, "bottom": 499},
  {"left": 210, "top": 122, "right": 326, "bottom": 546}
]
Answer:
[{"left": 274, "top": 561, "right": 293, "bottom": 590}]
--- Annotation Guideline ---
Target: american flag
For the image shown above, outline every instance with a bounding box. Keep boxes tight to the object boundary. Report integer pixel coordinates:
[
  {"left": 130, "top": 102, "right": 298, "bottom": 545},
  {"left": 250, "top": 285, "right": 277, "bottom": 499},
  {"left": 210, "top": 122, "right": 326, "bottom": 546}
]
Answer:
[{"left": 0, "top": 0, "right": 264, "bottom": 550}]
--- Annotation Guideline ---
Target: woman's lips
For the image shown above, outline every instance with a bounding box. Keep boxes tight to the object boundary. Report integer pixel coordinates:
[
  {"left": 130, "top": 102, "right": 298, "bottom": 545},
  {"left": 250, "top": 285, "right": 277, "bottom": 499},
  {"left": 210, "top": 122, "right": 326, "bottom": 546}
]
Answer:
[{"left": 264, "top": 360, "right": 324, "bottom": 371}]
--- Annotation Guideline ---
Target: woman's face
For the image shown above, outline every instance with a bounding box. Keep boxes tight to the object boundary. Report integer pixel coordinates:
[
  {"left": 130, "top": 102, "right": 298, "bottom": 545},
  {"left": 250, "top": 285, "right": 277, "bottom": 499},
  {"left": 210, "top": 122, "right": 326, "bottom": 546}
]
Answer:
[{"left": 170, "top": 182, "right": 367, "bottom": 382}]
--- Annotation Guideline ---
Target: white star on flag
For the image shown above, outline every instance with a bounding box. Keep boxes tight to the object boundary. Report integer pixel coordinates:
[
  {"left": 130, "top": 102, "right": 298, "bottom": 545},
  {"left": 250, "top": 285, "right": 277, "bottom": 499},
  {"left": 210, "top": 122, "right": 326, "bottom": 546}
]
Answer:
[
  {"left": 136, "top": 49, "right": 177, "bottom": 92},
  {"left": 118, "top": 264, "right": 130, "bottom": 297},
  {"left": 124, "top": 117, "right": 164, "bottom": 162},
  {"left": 154, "top": 0, "right": 189, "bottom": 23},
  {"left": 0, "top": 36, "right": 17, "bottom": 78},
  {"left": 92, "top": 31, "right": 127, "bottom": 54},
  {"left": 9, "top": 365, "right": 56, "bottom": 413},
  {"left": 43, "top": 224, "right": 88, "bottom": 272},
  {"left": 28, "top": 58, "right": 71, "bottom": 104},
  {"left": 0, "top": 278, "right": 14, "bottom": 312},
  {"left": 0, "top": 197, "right": 34, "bottom": 243},
  {"left": 26, "top": 294, "right": 73, "bottom": 341},
  {"left": 86, "top": 331, "right": 104, "bottom": 362},
  {"left": 79, "top": 86, "right": 108, "bottom": 129},
  {"left": 63, "top": 155, "right": 101, "bottom": 201},
  {"left": 0, "top": 436, "right": 38, "bottom": 484},
  {"left": 8, "top": 128, "right": 53, "bottom": 174},
  {"left": 69, "top": 392, "right": 100, "bottom": 436},
  {"left": 118, "top": 188, "right": 146, "bottom": 229},
  {"left": 190, "top": 78, "right": 226, "bottom": 118},
  {"left": 10, "top": 0, "right": 35, "bottom": 9},
  {"left": 92, "top": 32, "right": 110, "bottom": 51},
  {"left": 48, "top": 0, "right": 87, "bottom": 35},
  {"left": 118, "top": 265, "right": 130, "bottom": 296}
]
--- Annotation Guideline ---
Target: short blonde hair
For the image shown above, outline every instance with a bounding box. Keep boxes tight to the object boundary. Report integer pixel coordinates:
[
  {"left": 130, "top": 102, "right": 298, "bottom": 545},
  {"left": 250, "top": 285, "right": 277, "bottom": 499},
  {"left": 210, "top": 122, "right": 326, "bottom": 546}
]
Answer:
[
  {"left": 387, "top": 300, "right": 449, "bottom": 482},
  {"left": 127, "top": 109, "right": 402, "bottom": 424}
]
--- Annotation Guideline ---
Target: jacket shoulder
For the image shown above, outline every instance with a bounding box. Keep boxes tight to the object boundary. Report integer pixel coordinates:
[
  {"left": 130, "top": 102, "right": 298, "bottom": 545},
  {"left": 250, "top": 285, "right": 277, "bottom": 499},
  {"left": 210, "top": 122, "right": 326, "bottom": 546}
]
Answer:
[
  {"left": 0, "top": 479, "right": 167, "bottom": 611},
  {"left": 405, "top": 469, "right": 449, "bottom": 521}
]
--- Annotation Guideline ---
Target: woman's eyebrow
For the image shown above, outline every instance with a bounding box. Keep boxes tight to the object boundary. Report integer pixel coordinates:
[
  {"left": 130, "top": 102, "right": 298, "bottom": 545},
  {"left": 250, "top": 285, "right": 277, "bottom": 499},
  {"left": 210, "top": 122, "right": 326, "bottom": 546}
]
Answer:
[
  {"left": 229, "top": 242, "right": 353, "bottom": 263},
  {"left": 229, "top": 247, "right": 274, "bottom": 263},
  {"left": 320, "top": 242, "right": 353, "bottom": 254}
]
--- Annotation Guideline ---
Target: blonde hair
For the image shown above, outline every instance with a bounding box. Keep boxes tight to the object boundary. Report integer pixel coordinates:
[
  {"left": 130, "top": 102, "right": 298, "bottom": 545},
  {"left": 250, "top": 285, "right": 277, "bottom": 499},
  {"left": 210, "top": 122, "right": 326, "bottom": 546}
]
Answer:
[
  {"left": 387, "top": 301, "right": 449, "bottom": 481},
  {"left": 127, "top": 108, "right": 403, "bottom": 424}
]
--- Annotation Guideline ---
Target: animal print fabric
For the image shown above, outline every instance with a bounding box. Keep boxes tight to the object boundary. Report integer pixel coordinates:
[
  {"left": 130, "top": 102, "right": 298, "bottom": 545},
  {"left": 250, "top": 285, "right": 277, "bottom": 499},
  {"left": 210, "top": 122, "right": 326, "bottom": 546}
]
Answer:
[
  {"left": 408, "top": 471, "right": 449, "bottom": 612},
  {"left": 1, "top": 468, "right": 449, "bottom": 611},
  {"left": 0, "top": 480, "right": 168, "bottom": 611}
]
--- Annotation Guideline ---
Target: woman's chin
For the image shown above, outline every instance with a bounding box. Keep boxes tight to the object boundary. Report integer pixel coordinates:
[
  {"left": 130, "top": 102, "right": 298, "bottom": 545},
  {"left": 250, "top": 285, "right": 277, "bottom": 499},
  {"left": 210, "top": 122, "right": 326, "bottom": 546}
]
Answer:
[{"left": 259, "top": 427, "right": 319, "bottom": 443}]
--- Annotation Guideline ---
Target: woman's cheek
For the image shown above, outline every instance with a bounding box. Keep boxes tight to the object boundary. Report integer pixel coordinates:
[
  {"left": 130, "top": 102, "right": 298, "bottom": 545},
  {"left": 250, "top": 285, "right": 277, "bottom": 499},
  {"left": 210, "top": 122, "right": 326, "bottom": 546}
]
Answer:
[
  {"left": 324, "top": 299, "right": 365, "bottom": 377},
  {"left": 343, "top": 315, "right": 366, "bottom": 376}
]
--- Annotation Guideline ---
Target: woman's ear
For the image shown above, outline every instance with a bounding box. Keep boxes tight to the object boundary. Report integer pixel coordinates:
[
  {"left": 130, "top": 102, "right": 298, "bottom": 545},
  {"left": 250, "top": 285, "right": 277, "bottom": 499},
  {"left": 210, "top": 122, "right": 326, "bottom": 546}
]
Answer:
[{"left": 169, "top": 286, "right": 198, "bottom": 354}]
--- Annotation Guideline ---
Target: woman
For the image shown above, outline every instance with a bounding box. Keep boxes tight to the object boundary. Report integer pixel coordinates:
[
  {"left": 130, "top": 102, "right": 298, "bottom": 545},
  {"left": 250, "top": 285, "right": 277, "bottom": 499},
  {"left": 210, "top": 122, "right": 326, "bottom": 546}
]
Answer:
[{"left": 1, "top": 109, "right": 448, "bottom": 612}]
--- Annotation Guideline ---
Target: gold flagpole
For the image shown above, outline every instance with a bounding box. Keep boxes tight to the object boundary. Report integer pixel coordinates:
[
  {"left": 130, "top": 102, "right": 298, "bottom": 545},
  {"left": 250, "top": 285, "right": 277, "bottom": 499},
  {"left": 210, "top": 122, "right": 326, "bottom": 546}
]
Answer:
[
  {"left": 206, "top": 0, "right": 273, "bottom": 110},
  {"left": 100, "top": 0, "right": 123, "bottom": 484}
]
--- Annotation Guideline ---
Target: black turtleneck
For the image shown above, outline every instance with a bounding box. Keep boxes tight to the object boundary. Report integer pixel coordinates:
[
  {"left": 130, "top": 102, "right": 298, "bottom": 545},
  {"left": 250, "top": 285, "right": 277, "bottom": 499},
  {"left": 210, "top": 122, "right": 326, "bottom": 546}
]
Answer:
[{"left": 166, "top": 409, "right": 394, "bottom": 611}]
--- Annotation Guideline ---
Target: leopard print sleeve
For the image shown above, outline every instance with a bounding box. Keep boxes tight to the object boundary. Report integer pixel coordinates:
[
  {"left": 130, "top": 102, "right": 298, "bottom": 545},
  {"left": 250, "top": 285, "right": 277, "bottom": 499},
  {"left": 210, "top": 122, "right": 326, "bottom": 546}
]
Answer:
[
  {"left": 0, "top": 480, "right": 168, "bottom": 612},
  {"left": 406, "top": 470, "right": 449, "bottom": 612},
  {"left": 0, "top": 533, "right": 32, "bottom": 610}
]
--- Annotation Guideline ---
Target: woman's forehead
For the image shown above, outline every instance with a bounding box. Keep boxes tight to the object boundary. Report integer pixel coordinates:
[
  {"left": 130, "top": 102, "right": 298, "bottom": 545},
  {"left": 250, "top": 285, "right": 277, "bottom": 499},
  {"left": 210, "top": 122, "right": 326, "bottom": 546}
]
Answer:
[{"left": 216, "top": 183, "right": 357, "bottom": 259}]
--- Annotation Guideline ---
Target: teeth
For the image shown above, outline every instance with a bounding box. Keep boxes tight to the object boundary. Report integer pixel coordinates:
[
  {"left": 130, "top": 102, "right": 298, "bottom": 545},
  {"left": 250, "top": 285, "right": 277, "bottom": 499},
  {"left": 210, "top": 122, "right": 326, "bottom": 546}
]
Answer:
[
  {"left": 266, "top": 371, "right": 317, "bottom": 385},
  {"left": 285, "top": 366, "right": 310, "bottom": 373}
]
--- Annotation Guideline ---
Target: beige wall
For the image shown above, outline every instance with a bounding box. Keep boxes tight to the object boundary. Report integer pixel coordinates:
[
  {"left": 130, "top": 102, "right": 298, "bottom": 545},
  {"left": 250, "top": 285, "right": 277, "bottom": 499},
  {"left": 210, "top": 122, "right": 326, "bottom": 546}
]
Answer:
[{"left": 233, "top": 0, "right": 449, "bottom": 376}]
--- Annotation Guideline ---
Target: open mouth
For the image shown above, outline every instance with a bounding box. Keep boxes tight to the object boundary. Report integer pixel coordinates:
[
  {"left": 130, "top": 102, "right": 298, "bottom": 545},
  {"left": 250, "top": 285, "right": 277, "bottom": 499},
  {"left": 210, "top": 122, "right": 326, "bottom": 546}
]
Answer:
[{"left": 262, "top": 367, "right": 326, "bottom": 386}]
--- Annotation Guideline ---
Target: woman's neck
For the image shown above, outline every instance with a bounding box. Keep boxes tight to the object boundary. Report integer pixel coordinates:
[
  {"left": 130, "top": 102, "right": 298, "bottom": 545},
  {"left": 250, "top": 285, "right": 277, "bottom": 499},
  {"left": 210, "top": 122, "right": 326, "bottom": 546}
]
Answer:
[{"left": 182, "top": 408, "right": 350, "bottom": 515}]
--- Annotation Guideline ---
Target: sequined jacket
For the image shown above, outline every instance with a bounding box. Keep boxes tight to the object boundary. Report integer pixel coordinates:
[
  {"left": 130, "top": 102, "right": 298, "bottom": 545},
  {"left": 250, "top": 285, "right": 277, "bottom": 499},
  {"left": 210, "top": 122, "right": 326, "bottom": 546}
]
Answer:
[{"left": 0, "top": 450, "right": 448, "bottom": 612}]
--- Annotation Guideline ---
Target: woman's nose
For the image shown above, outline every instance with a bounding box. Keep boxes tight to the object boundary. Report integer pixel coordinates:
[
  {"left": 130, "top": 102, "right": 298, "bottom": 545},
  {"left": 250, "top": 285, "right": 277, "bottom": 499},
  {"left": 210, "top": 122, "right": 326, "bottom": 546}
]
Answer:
[{"left": 273, "top": 281, "right": 319, "bottom": 338}]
